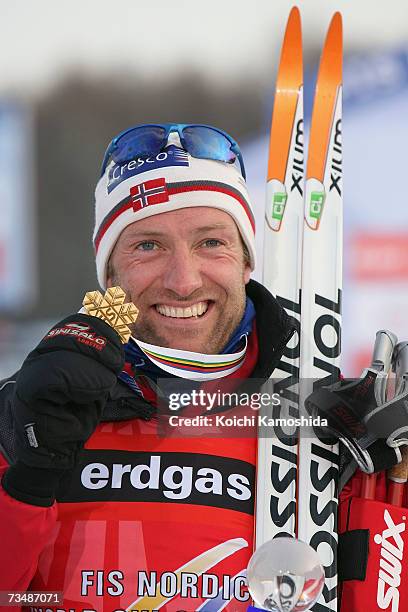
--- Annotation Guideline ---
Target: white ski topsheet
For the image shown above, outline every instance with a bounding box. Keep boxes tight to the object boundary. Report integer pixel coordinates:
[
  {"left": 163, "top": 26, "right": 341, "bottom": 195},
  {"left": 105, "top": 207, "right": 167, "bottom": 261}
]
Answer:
[
  {"left": 256, "top": 6, "right": 304, "bottom": 548},
  {"left": 257, "top": 90, "right": 304, "bottom": 545},
  {"left": 298, "top": 88, "right": 343, "bottom": 612}
]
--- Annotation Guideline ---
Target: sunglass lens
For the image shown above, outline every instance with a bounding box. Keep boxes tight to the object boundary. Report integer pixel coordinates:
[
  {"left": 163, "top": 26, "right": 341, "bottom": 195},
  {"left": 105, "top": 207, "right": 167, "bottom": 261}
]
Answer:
[
  {"left": 112, "top": 126, "right": 167, "bottom": 165},
  {"left": 182, "top": 126, "right": 236, "bottom": 164}
]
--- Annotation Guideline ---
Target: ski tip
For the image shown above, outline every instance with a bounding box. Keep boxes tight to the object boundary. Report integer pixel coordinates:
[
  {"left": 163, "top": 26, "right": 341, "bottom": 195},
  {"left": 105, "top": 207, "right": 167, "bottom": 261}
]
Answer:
[
  {"left": 288, "top": 5, "right": 301, "bottom": 25},
  {"left": 315, "top": 11, "right": 343, "bottom": 86},
  {"left": 267, "top": 4, "right": 303, "bottom": 183},
  {"left": 306, "top": 10, "right": 343, "bottom": 184},
  {"left": 331, "top": 11, "right": 343, "bottom": 26},
  {"left": 321, "top": 11, "right": 343, "bottom": 80},
  {"left": 318, "top": 11, "right": 343, "bottom": 81},
  {"left": 276, "top": 4, "right": 303, "bottom": 84},
  {"left": 326, "top": 11, "right": 343, "bottom": 46},
  {"left": 284, "top": 6, "right": 302, "bottom": 54}
]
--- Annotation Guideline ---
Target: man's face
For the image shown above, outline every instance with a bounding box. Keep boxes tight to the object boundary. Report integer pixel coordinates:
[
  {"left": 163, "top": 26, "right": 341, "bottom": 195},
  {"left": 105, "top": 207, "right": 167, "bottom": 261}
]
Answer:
[{"left": 107, "top": 207, "right": 251, "bottom": 354}]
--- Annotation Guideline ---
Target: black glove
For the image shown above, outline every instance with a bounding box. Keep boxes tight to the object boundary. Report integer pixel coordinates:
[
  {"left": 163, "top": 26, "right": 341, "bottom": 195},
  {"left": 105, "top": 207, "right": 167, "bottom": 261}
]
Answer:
[
  {"left": 305, "top": 371, "right": 401, "bottom": 473},
  {"left": 2, "top": 313, "right": 125, "bottom": 506}
]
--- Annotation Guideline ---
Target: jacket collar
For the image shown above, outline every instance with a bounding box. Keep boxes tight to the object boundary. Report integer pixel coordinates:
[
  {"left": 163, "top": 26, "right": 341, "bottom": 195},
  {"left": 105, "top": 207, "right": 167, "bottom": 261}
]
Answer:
[{"left": 246, "top": 279, "right": 297, "bottom": 379}]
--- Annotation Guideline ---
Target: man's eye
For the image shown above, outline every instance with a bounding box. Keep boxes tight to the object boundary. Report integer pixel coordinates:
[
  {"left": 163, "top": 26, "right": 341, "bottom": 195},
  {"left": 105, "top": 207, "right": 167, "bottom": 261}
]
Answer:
[
  {"left": 136, "top": 241, "right": 157, "bottom": 251},
  {"left": 202, "top": 239, "right": 223, "bottom": 248}
]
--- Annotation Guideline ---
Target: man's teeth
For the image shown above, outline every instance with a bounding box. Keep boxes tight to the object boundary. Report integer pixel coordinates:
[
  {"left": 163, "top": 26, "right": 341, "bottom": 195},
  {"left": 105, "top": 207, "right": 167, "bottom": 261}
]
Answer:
[{"left": 156, "top": 301, "right": 208, "bottom": 318}]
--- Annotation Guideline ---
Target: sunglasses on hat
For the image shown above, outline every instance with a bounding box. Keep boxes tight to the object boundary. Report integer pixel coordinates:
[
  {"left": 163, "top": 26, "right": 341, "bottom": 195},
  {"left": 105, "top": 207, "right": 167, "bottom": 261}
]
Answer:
[{"left": 100, "top": 123, "right": 246, "bottom": 180}]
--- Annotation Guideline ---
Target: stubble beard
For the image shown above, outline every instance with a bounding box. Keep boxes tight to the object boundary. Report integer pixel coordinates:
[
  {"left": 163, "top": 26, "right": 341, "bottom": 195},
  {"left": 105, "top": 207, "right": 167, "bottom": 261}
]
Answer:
[
  {"left": 110, "top": 272, "right": 247, "bottom": 354},
  {"left": 131, "top": 292, "right": 246, "bottom": 354}
]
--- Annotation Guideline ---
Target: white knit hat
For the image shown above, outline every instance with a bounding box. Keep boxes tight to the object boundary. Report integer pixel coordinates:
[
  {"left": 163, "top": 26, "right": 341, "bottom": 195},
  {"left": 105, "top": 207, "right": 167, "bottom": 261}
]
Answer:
[{"left": 93, "top": 144, "right": 256, "bottom": 288}]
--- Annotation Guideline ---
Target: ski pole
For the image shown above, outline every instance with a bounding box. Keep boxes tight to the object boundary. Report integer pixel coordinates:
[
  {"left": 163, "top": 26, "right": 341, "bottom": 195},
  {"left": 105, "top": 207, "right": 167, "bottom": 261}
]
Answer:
[
  {"left": 360, "top": 330, "right": 397, "bottom": 499},
  {"left": 387, "top": 341, "right": 408, "bottom": 506}
]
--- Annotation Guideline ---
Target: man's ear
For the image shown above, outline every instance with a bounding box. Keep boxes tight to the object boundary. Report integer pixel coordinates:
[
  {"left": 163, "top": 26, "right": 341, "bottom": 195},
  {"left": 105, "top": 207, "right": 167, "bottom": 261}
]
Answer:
[
  {"left": 106, "top": 257, "right": 115, "bottom": 288},
  {"left": 244, "top": 264, "right": 251, "bottom": 284}
]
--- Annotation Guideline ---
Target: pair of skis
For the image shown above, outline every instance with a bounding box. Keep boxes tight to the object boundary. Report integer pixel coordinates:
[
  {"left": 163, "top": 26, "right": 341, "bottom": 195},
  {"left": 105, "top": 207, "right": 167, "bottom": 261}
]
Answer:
[{"left": 256, "top": 7, "right": 342, "bottom": 612}]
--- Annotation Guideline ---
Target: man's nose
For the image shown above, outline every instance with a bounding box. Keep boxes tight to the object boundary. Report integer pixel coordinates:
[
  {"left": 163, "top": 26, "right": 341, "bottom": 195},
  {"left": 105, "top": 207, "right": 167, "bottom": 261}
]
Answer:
[{"left": 162, "top": 247, "right": 203, "bottom": 297}]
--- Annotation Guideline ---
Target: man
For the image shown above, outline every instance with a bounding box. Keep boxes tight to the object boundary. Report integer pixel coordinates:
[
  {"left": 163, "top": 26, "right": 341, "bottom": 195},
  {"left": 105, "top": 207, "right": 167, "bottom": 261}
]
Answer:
[{"left": 0, "top": 124, "right": 296, "bottom": 611}]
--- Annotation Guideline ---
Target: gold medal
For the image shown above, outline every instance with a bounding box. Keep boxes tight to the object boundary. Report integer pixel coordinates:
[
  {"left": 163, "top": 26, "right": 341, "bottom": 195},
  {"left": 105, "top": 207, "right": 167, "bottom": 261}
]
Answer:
[{"left": 82, "top": 286, "right": 139, "bottom": 344}]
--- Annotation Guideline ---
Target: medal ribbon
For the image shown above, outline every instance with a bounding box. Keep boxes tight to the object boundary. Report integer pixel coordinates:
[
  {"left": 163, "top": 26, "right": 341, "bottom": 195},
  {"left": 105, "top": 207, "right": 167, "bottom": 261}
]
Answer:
[{"left": 133, "top": 336, "right": 248, "bottom": 381}]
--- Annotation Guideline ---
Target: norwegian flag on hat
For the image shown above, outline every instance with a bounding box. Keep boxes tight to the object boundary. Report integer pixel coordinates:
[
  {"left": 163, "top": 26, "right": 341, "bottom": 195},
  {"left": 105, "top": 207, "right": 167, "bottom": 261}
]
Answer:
[{"left": 130, "top": 178, "right": 169, "bottom": 212}]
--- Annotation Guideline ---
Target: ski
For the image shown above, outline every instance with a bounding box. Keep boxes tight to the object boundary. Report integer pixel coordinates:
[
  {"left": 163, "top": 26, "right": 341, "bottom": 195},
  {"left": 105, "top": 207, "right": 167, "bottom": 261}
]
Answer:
[
  {"left": 257, "top": 10, "right": 343, "bottom": 610},
  {"left": 298, "top": 12, "right": 343, "bottom": 612},
  {"left": 256, "top": 6, "right": 304, "bottom": 545}
]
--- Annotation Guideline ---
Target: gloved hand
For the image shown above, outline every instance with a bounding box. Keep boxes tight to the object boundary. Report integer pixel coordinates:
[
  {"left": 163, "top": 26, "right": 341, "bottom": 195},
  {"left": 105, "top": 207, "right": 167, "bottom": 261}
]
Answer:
[
  {"left": 305, "top": 330, "right": 408, "bottom": 473},
  {"left": 304, "top": 330, "right": 408, "bottom": 475},
  {"left": 2, "top": 313, "right": 124, "bottom": 506},
  {"left": 305, "top": 372, "right": 402, "bottom": 473}
]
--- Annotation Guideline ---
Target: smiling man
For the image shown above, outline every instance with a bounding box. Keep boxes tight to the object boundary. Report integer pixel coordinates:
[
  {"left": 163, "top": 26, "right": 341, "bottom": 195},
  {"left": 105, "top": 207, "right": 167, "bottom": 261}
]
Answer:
[{"left": 0, "top": 124, "right": 296, "bottom": 611}]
